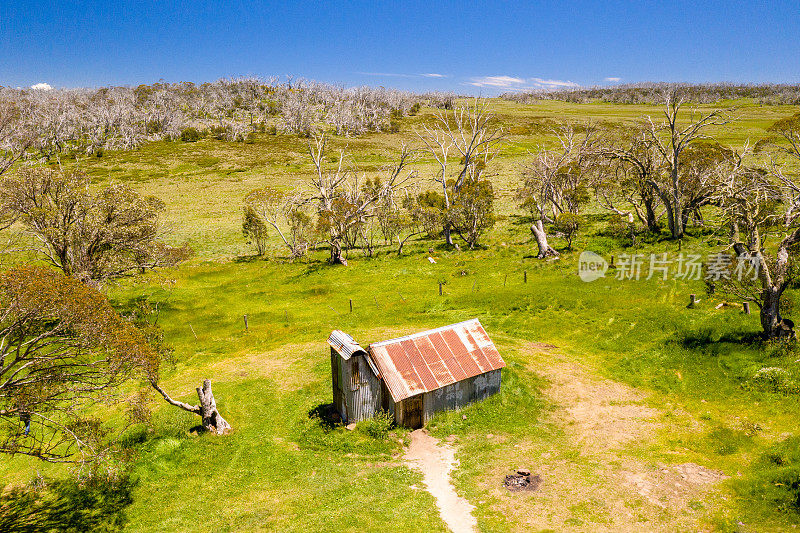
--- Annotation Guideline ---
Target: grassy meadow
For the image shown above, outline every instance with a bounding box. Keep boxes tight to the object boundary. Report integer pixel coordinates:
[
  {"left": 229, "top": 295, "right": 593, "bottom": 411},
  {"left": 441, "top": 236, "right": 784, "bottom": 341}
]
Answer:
[{"left": 3, "top": 98, "right": 800, "bottom": 532}]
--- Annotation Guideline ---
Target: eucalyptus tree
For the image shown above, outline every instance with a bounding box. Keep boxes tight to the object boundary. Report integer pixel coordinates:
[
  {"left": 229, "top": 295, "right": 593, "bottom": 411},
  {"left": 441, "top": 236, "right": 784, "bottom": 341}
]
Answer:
[
  {"left": 0, "top": 266, "right": 230, "bottom": 464},
  {"left": 518, "top": 123, "right": 600, "bottom": 258},
  {"left": 0, "top": 168, "right": 191, "bottom": 285},
  {"left": 713, "top": 114, "right": 800, "bottom": 338},
  {"left": 644, "top": 86, "right": 731, "bottom": 238},
  {"left": 416, "top": 98, "right": 504, "bottom": 246},
  {"left": 597, "top": 124, "right": 662, "bottom": 232}
]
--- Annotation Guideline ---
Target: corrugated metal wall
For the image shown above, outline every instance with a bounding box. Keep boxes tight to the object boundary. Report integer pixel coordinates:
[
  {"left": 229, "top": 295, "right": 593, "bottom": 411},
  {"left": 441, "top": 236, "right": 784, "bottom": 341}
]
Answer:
[
  {"left": 420, "top": 368, "right": 502, "bottom": 426},
  {"left": 334, "top": 350, "right": 502, "bottom": 427},
  {"left": 331, "top": 349, "right": 383, "bottom": 424}
]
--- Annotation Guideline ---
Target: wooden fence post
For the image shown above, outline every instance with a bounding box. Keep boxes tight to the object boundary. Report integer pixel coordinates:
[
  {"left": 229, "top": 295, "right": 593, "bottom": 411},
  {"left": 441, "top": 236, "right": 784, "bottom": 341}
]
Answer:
[
  {"left": 243, "top": 314, "right": 249, "bottom": 330},
  {"left": 687, "top": 294, "right": 697, "bottom": 309},
  {"left": 439, "top": 282, "right": 443, "bottom": 296},
  {"left": 743, "top": 302, "right": 751, "bottom": 315},
  {"left": 524, "top": 271, "right": 527, "bottom": 283},
  {"left": 349, "top": 299, "right": 353, "bottom": 313}
]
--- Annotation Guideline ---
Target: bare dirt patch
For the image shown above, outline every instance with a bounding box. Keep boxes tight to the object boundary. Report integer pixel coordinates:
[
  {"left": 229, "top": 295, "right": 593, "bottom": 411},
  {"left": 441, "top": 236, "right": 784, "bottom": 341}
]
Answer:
[
  {"left": 497, "top": 342, "right": 729, "bottom": 531},
  {"left": 532, "top": 343, "right": 659, "bottom": 454}
]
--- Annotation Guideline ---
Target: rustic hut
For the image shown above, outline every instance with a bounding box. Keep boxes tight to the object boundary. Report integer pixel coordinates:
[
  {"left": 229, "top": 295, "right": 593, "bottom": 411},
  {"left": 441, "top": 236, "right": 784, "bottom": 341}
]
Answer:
[{"left": 328, "top": 319, "right": 505, "bottom": 428}]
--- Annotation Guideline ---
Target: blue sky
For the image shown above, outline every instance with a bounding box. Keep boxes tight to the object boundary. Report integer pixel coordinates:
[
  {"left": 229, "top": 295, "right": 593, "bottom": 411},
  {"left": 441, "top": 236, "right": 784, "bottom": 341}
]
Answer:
[{"left": 1, "top": 1, "right": 799, "bottom": 93}]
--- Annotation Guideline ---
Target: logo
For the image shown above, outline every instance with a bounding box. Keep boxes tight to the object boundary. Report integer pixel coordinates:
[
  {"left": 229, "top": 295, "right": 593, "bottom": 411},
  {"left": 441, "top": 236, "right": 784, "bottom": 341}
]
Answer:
[{"left": 578, "top": 251, "right": 608, "bottom": 282}]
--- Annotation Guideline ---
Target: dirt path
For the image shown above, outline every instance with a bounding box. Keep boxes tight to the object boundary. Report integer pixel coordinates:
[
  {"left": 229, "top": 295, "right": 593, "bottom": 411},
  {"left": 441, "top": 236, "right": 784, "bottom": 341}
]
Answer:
[{"left": 404, "top": 429, "right": 477, "bottom": 533}]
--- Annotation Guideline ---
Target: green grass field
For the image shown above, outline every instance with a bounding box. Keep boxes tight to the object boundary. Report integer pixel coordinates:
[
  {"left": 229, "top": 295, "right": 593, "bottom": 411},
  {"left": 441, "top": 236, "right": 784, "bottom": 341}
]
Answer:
[{"left": 3, "top": 98, "right": 800, "bottom": 532}]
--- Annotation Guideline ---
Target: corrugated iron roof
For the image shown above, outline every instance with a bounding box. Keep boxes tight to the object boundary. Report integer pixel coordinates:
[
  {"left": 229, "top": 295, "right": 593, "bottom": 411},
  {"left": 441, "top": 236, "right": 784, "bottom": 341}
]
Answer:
[
  {"left": 327, "top": 330, "right": 366, "bottom": 360},
  {"left": 368, "top": 319, "right": 505, "bottom": 402}
]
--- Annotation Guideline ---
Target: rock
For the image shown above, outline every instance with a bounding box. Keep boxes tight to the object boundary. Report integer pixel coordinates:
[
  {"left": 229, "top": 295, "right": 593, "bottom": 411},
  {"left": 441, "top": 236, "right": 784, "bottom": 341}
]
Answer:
[
  {"left": 462, "top": 414, "right": 467, "bottom": 420},
  {"left": 345, "top": 422, "right": 357, "bottom": 431},
  {"left": 428, "top": 256, "right": 437, "bottom": 264}
]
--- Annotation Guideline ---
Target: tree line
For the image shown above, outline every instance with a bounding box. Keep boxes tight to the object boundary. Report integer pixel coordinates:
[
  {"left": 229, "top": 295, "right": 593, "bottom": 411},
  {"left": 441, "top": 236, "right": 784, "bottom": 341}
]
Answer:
[
  {"left": 0, "top": 77, "right": 458, "bottom": 167},
  {"left": 503, "top": 82, "right": 800, "bottom": 105}
]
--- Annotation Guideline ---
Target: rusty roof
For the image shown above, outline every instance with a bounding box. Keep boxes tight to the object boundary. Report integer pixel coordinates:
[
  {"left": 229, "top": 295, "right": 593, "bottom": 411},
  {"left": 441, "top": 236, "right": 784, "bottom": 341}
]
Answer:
[{"left": 368, "top": 319, "right": 505, "bottom": 402}]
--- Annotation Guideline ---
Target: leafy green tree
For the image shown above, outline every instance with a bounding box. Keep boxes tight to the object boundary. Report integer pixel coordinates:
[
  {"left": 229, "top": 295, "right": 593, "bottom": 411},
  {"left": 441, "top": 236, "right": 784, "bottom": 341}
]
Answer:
[
  {"left": 1, "top": 168, "right": 191, "bottom": 285},
  {"left": 713, "top": 118, "right": 800, "bottom": 339},
  {"left": 450, "top": 179, "right": 496, "bottom": 248},
  {"left": 553, "top": 213, "right": 583, "bottom": 250},
  {"left": 0, "top": 266, "right": 230, "bottom": 465}
]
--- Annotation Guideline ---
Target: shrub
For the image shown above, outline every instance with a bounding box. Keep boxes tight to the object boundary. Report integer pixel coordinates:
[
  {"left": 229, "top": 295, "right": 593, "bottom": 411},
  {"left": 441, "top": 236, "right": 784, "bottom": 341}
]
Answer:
[
  {"left": 356, "top": 411, "right": 394, "bottom": 440},
  {"left": 180, "top": 127, "right": 202, "bottom": 142},
  {"left": 553, "top": 213, "right": 584, "bottom": 250},
  {"left": 605, "top": 213, "right": 637, "bottom": 245},
  {"left": 209, "top": 125, "right": 229, "bottom": 141},
  {"left": 242, "top": 206, "right": 269, "bottom": 256},
  {"left": 409, "top": 103, "right": 421, "bottom": 116}
]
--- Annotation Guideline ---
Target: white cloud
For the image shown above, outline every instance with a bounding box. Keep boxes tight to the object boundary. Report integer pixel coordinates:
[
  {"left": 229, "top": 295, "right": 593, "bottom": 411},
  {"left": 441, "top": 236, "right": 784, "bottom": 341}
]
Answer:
[
  {"left": 529, "top": 77, "right": 579, "bottom": 89},
  {"left": 30, "top": 82, "right": 53, "bottom": 91},
  {"left": 604, "top": 77, "right": 622, "bottom": 82},
  {"left": 420, "top": 73, "right": 447, "bottom": 78},
  {"left": 468, "top": 75, "right": 527, "bottom": 88},
  {"left": 467, "top": 75, "right": 579, "bottom": 92}
]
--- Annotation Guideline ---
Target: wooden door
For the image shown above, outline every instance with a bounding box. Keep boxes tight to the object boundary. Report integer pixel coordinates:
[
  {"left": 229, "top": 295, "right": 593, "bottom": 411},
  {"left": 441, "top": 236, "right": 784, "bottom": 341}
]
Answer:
[{"left": 405, "top": 395, "right": 423, "bottom": 429}]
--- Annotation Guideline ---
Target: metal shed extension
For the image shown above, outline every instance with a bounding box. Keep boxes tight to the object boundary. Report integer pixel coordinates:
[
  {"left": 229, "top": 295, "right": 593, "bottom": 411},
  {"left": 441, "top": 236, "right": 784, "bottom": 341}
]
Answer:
[
  {"left": 368, "top": 319, "right": 505, "bottom": 428},
  {"left": 327, "top": 330, "right": 383, "bottom": 424}
]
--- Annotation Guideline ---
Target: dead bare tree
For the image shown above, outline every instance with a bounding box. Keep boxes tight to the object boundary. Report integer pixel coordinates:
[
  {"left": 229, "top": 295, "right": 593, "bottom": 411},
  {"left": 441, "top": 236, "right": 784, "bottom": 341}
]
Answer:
[
  {"left": 416, "top": 98, "right": 504, "bottom": 246},
  {"left": 307, "top": 134, "right": 415, "bottom": 264},
  {"left": 518, "top": 124, "right": 600, "bottom": 258},
  {"left": 645, "top": 87, "right": 731, "bottom": 238}
]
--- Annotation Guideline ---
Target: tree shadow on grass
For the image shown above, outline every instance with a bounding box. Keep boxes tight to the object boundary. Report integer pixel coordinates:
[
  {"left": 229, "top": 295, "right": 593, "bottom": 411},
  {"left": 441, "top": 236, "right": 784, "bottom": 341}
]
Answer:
[
  {"left": 0, "top": 474, "right": 136, "bottom": 533},
  {"left": 676, "top": 328, "right": 765, "bottom": 350}
]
